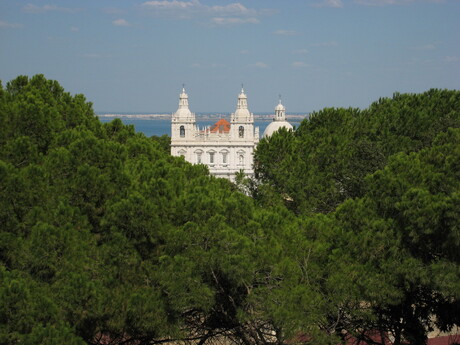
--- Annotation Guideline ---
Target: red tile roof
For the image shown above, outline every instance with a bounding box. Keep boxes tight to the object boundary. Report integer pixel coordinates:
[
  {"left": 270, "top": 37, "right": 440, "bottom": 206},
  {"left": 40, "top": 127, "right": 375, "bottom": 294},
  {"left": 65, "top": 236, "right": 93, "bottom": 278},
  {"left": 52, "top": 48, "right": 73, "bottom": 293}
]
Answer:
[
  {"left": 345, "top": 331, "right": 392, "bottom": 345},
  {"left": 342, "top": 332, "right": 460, "bottom": 345},
  {"left": 428, "top": 335, "right": 460, "bottom": 345},
  {"left": 210, "top": 118, "right": 231, "bottom": 133}
]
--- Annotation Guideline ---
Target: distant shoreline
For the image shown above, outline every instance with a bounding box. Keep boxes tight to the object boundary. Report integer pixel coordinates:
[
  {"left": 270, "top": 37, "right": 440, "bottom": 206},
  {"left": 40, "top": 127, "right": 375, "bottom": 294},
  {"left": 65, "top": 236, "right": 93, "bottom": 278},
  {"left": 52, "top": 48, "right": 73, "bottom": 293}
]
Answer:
[
  {"left": 97, "top": 113, "right": 171, "bottom": 119},
  {"left": 96, "top": 113, "right": 308, "bottom": 121}
]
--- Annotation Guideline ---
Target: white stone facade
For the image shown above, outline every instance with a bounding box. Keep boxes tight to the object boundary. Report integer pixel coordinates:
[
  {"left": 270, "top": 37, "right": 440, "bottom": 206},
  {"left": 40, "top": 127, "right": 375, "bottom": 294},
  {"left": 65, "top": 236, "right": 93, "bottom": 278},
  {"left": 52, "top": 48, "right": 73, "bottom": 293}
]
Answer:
[{"left": 171, "top": 88, "right": 259, "bottom": 180}]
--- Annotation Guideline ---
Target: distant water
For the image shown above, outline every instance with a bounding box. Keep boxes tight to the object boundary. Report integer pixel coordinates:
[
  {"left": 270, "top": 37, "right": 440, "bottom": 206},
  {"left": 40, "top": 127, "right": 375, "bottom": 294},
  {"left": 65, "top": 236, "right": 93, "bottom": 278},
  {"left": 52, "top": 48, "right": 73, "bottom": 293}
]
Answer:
[
  {"left": 97, "top": 114, "right": 305, "bottom": 137},
  {"left": 98, "top": 117, "right": 173, "bottom": 137}
]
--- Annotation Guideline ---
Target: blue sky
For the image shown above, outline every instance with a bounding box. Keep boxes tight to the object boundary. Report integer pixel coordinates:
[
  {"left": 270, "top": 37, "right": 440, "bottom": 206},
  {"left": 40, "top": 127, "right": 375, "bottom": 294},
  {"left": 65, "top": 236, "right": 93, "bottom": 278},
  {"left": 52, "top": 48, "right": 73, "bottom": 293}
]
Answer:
[{"left": 1, "top": 0, "right": 459, "bottom": 113}]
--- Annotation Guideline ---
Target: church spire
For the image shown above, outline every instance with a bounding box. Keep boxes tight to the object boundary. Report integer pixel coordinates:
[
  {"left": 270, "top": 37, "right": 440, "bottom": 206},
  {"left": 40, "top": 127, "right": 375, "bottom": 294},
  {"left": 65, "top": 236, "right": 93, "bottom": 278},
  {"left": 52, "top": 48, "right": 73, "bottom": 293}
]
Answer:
[
  {"left": 274, "top": 96, "right": 286, "bottom": 121},
  {"left": 237, "top": 86, "right": 248, "bottom": 110},
  {"left": 174, "top": 85, "right": 194, "bottom": 121},
  {"left": 179, "top": 86, "right": 189, "bottom": 109},
  {"left": 231, "top": 86, "right": 252, "bottom": 124}
]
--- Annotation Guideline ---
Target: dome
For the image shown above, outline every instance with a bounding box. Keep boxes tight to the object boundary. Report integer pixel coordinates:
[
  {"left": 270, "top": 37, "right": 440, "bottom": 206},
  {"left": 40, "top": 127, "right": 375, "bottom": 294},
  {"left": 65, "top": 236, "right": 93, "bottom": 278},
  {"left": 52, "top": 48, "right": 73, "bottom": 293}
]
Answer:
[
  {"left": 263, "top": 120, "right": 293, "bottom": 138},
  {"left": 175, "top": 107, "right": 192, "bottom": 118},
  {"left": 234, "top": 108, "right": 250, "bottom": 118},
  {"left": 263, "top": 98, "right": 292, "bottom": 137},
  {"left": 174, "top": 87, "right": 192, "bottom": 119},
  {"left": 232, "top": 86, "right": 251, "bottom": 121}
]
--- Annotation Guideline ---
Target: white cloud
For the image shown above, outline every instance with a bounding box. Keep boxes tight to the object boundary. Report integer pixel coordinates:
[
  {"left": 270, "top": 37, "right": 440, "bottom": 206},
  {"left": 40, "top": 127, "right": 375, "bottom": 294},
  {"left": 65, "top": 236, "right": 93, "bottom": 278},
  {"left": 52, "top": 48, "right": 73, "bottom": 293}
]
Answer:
[
  {"left": 444, "top": 56, "right": 459, "bottom": 63},
  {"left": 292, "top": 61, "right": 310, "bottom": 67},
  {"left": 408, "top": 57, "right": 434, "bottom": 65},
  {"left": 23, "top": 4, "right": 80, "bottom": 13},
  {"left": 312, "top": 41, "right": 338, "bottom": 47},
  {"left": 142, "top": 0, "right": 267, "bottom": 24},
  {"left": 0, "top": 20, "right": 23, "bottom": 28},
  {"left": 411, "top": 44, "right": 437, "bottom": 50},
  {"left": 311, "top": 0, "right": 344, "bottom": 8},
  {"left": 354, "top": 0, "right": 400, "bottom": 5},
  {"left": 354, "top": 0, "right": 443, "bottom": 6},
  {"left": 143, "top": 0, "right": 258, "bottom": 15},
  {"left": 211, "top": 17, "right": 259, "bottom": 25},
  {"left": 273, "top": 30, "right": 296, "bottom": 36},
  {"left": 210, "top": 3, "right": 258, "bottom": 16},
  {"left": 81, "top": 53, "right": 111, "bottom": 59},
  {"left": 142, "top": 0, "right": 199, "bottom": 10},
  {"left": 82, "top": 54, "right": 101, "bottom": 59},
  {"left": 112, "top": 18, "right": 130, "bottom": 26},
  {"left": 253, "top": 62, "right": 268, "bottom": 68},
  {"left": 190, "top": 62, "right": 226, "bottom": 68},
  {"left": 294, "top": 49, "right": 309, "bottom": 54},
  {"left": 103, "top": 7, "right": 125, "bottom": 15}
]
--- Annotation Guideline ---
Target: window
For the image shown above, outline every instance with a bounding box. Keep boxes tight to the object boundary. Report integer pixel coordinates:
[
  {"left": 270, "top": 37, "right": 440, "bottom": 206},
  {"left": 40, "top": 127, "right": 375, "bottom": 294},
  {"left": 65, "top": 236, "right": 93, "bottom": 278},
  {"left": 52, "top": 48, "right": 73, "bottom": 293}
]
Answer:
[
  {"left": 209, "top": 152, "right": 215, "bottom": 164},
  {"left": 239, "top": 126, "right": 244, "bottom": 138},
  {"left": 238, "top": 154, "right": 245, "bottom": 166},
  {"left": 220, "top": 150, "right": 229, "bottom": 165},
  {"left": 180, "top": 125, "right": 185, "bottom": 137},
  {"left": 195, "top": 150, "right": 203, "bottom": 164},
  {"left": 178, "top": 150, "right": 186, "bottom": 157}
]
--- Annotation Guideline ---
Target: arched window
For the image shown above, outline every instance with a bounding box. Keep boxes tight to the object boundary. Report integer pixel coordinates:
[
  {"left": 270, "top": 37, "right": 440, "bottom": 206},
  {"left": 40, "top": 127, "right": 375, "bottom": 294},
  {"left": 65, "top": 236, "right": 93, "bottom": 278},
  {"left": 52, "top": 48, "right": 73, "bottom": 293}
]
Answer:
[
  {"left": 239, "top": 126, "right": 244, "bottom": 138},
  {"left": 238, "top": 151, "right": 245, "bottom": 166},
  {"left": 178, "top": 149, "right": 186, "bottom": 157},
  {"left": 180, "top": 125, "right": 185, "bottom": 138}
]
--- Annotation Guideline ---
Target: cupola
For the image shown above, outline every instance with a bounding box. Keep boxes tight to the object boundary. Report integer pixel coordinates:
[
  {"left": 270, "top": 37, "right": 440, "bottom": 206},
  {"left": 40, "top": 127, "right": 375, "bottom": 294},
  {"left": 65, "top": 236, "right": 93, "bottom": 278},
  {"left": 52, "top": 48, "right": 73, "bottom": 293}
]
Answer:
[
  {"left": 174, "top": 87, "right": 193, "bottom": 119},
  {"left": 263, "top": 97, "right": 293, "bottom": 138},
  {"left": 232, "top": 87, "right": 251, "bottom": 121}
]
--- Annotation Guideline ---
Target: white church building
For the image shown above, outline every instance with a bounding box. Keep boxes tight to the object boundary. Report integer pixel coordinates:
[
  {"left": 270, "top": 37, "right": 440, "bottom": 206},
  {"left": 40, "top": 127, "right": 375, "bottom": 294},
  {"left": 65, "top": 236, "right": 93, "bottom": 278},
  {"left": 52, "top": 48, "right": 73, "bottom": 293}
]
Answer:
[{"left": 170, "top": 87, "right": 292, "bottom": 180}]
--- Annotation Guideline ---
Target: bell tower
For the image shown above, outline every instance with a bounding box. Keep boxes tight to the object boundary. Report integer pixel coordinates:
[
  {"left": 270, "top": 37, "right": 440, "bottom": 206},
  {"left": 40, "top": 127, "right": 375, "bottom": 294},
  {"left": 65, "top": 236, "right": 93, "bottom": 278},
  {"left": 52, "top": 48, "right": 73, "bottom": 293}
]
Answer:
[
  {"left": 230, "top": 87, "right": 254, "bottom": 140},
  {"left": 171, "top": 86, "right": 196, "bottom": 142}
]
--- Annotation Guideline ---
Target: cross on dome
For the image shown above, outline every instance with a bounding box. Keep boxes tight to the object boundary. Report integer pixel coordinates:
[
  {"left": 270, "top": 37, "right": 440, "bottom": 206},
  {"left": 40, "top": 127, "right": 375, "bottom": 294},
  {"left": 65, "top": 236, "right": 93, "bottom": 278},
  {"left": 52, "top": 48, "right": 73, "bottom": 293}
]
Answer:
[
  {"left": 237, "top": 86, "right": 248, "bottom": 110},
  {"left": 232, "top": 85, "right": 251, "bottom": 122},
  {"left": 177, "top": 85, "right": 191, "bottom": 113},
  {"left": 180, "top": 84, "right": 187, "bottom": 97},
  {"left": 239, "top": 85, "right": 247, "bottom": 100},
  {"left": 275, "top": 96, "right": 286, "bottom": 119}
]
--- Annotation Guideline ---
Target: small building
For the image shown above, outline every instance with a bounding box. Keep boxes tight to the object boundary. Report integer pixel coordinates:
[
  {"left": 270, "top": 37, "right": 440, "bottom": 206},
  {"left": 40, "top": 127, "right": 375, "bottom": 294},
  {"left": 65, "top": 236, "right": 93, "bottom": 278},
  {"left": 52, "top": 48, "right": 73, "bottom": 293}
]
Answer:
[{"left": 170, "top": 87, "right": 292, "bottom": 180}]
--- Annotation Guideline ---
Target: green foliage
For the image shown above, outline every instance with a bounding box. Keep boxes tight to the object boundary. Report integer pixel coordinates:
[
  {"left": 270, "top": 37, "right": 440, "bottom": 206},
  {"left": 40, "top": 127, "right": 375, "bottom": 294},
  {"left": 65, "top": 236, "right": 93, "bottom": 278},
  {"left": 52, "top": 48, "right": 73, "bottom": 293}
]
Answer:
[
  {"left": 1, "top": 75, "right": 458, "bottom": 345},
  {"left": 22, "top": 324, "right": 86, "bottom": 345},
  {"left": 252, "top": 89, "right": 460, "bottom": 344},
  {"left": 150, "top": 134, "right": 171, "bottom": 155},
  {"left": 255, "top": 90, "right": 460, "bottom": 215},
  {"left": 291, "top": 129, "right": 460, "bottom": 345},
  {"left": 0, "top": 75, "right": 100, "bottom": 154},
  {"left": 0, "top": 75, "right": 287, "bottom": 344}
]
